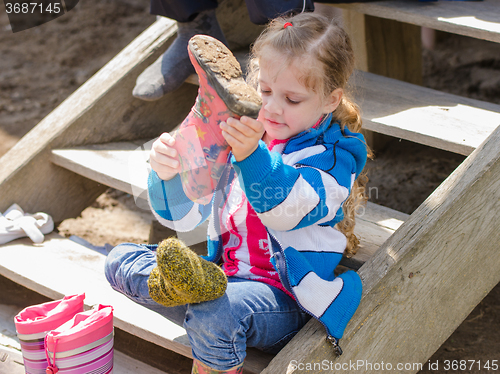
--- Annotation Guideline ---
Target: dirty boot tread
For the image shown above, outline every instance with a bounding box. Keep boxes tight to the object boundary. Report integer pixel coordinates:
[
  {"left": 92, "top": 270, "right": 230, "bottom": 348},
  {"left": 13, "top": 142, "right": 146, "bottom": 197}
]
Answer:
[{"left": 189, "top": 35, "right": 262, "bottom": 118}]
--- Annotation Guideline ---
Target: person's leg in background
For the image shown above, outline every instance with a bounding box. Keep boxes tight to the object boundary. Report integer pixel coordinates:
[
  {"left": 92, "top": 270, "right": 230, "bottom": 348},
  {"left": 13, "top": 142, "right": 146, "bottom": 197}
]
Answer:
[
  {"left": 244, "top": 0, "right": 313, "bottom": 25},
  {"left": 133, "top": 0, "right": 227, "bottom": 101}
]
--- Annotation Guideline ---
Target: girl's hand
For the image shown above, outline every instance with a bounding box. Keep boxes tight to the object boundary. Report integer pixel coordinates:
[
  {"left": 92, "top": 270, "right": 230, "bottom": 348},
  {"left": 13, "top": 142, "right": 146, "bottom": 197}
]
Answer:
[
  {"left": 150, "top": 132, "right": 180, "bottom": 181},
  {"left": 221, "top": 116, "right": 265, "bottom": 162}
]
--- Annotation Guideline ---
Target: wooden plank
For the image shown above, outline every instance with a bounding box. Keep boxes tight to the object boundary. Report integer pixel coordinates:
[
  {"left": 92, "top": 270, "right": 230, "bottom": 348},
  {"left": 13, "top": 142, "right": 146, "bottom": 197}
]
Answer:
[
  {"left": 343, "top": 12, "right": 422, "bottom": 85},
  {"left": 114, "top": 351, "right": 173, "bottom": 374},
  {"left": 0, "top": 346, "right": 24, "bottom": 374},
  {"left": 349, "top": 202, "right": 408, "bottom": 269},
  {"left": 341, "top": 10, "right": 368, "bottom": 72},
  {"left": 354, "top": 71, "right": 500, "bottom": 155},
  {"left": 332, "top": 0, "right": 500, "bottom": 43},
  {"left": 0, "top": 234, "right": 273, "bottom": 374},
  {"left": 50, "top": 142, "right": 408, "bottom": 269},
  {"left": 51, "top": 140, "right": 152, "bottom": 197},
  {"left": 262, "top": 112, "right": 500, "bottom": 373}
]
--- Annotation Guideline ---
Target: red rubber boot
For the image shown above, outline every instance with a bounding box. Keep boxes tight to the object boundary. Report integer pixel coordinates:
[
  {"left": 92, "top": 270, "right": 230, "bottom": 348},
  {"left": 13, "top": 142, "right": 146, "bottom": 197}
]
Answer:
[{"left": 172, "top": 35, "right": 261, "bottom": 204}]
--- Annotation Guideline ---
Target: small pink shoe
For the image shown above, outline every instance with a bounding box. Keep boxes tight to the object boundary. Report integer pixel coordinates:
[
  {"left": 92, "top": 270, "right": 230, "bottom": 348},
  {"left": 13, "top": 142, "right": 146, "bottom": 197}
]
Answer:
[{"left": 172, "top": 35, "right": 261, "bottom": 204}]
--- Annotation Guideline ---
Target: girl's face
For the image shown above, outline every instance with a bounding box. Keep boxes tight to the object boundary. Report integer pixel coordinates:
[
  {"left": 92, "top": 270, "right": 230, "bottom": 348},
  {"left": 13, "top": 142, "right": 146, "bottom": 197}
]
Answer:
[{"left": 257, "top": 51, "right": 342, "bottom": 143}]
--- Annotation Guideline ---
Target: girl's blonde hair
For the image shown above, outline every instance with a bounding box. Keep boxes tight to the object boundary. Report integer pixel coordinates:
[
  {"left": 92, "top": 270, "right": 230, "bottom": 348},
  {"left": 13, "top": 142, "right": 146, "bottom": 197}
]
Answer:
[{"left": 249, "top": 13, "right": 371, "bottom": 257}]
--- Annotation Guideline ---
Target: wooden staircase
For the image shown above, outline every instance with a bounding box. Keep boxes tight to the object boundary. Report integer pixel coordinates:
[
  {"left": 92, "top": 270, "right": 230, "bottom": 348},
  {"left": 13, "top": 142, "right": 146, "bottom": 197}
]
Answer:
[{"left": 1, "top": 0, "right": 500, "bottom": 372}]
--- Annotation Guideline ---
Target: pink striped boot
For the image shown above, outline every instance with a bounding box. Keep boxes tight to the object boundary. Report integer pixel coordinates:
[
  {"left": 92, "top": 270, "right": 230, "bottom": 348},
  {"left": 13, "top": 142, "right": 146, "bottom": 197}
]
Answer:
[
  {"left": 14, "top": 294, "right": 85, "bottom": 374},
  {"left": 44, "top": 304, "right": 114, "bottom": 374}
]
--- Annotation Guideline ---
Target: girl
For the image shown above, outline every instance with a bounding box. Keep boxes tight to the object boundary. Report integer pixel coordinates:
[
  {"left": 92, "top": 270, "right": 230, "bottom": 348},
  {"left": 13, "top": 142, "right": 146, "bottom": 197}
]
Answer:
[{"left": 105, "top": 12, "right": 368, "bottom": 374}]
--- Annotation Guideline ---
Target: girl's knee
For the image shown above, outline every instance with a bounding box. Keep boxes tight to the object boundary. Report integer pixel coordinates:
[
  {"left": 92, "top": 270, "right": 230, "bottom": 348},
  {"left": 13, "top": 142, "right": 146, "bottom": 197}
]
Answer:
[
  {"left": 105, "top": 243, "right": 134, "bottom": 285},
  {"left": 104, "top": 243, "right": 156, "bottom": 294}
]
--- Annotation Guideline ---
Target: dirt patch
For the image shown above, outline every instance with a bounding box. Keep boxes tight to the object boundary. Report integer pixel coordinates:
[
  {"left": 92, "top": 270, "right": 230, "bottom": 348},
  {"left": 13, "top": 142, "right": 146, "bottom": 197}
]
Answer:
[
  {"left": 1, "top": 3, "right": 500, "bottom": 372},
  {"left": 57, "top": 189, "right": 153, "bottom": 247},
  {"left": 0, "top": 0, "right": 155, "bottom": 144}
]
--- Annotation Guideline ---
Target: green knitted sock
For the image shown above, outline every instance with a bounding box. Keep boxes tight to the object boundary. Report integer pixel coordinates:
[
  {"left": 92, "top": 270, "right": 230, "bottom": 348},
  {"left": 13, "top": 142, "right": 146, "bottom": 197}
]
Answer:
[
  {"left": 148, "top": 266, "right": 197, "bottom": 307},
  {"left": 156, "top": 237, "right": 227, "bottom": 304}
]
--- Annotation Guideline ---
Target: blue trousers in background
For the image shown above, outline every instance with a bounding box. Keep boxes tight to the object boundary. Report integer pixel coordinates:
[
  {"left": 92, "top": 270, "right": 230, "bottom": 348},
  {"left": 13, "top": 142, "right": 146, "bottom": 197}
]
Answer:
[{"left": 150, "top": 0, "right": 314, "bottom": 24}]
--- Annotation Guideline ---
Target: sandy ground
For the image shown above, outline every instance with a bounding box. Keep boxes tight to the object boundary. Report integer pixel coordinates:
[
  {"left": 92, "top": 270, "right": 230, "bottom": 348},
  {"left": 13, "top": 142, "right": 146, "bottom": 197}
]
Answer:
[{"left": 1, "top": 1, "right": 500, "bottom": 372}]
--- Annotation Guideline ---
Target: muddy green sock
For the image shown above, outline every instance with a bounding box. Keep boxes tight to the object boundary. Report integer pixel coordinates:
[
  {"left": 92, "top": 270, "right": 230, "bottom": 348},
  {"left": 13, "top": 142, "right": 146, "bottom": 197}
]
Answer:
[
  {"left": 156, "top": 237, "right": 227, "bottom": 304},
  {"left": 148, "top": 237, "right": 227, "bottom": 306},
  {"left": 148, "top": 266, "right": 197, "bottom": 307}
]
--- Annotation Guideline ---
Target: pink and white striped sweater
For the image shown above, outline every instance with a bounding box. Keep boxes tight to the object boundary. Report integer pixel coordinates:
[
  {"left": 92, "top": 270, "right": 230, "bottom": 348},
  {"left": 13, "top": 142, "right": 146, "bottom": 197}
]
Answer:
[{"left": 219, "top": 139, "right": 293, "bottom": 298}]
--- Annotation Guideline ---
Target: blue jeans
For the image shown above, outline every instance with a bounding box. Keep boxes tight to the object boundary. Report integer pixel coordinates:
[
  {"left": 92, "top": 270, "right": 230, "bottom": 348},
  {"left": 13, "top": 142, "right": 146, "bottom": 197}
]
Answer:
[{"left": 104, "top": 243, "right": 310, "bottom": 370}]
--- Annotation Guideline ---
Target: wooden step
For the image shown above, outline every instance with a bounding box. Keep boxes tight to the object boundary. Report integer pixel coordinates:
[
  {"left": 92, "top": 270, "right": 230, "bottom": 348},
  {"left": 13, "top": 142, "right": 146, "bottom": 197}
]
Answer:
[
  {"left": 185, "top": 61, "right": 500, "bottom": 155},
  {"left": 50, "top": 141, "right": 408, "bottom": 270},
  {"left": 52, "top": 67, "right": 500, "bottom": 162},
  {"left": 0, "top": 234, "right": 272, "bottom": 374},
  {"left": 331, "top": 0, "right": 500, "bottom": 43},
  {"left": 354, "top": 71, "right": 500, "bottom": 156}
]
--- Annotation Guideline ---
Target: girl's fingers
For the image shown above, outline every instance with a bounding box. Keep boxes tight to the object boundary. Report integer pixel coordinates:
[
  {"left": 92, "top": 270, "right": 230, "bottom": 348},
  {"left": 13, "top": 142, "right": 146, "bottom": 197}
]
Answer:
[
  {"left": 159, "top": 132, "right": 175, "bottom": 146},
  {"left": 240, "top": 116, "right": 264, "bottom": 133},
  {"left": 226, "top": 117, "right": 260, "bottom": 137},
  {"left": 221, "top": 122, "right": 245, "bottom": 145},
  {"left": 150, "top": 158, "right": 179, "bottom": 181},
  {"left": 162, "top": 145, "right": 177, "bottom": 158},
  {"left": 153, "top": 140, "right": 177, "bottom": 158},
  {"left": 151, "top": 148, "right": 179, "bottom": 168},
  {"left": 221, "top": 129, "right": 243, "bottom": 147}
]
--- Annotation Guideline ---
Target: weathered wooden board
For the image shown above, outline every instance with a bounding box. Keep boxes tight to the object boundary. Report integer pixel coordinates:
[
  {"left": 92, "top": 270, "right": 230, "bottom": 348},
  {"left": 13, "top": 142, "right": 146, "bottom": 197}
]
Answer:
[
  {"left": 51, "top": 140, "right": 152, "bottom": 198},
  {"left": 332, "top": 0, "right": 500, "bottom": 43},
  {"left": 343, "top": 12, "right": 422, "bottom": 85},
  {"left": 0, "top": 234, "right": 273, "bottom": 374},
  {"left": 262, "top": 116, "right": 500, "bottom": 373},
  {"left": 354, "top": 71, "right": 500, "bottom": 155}
]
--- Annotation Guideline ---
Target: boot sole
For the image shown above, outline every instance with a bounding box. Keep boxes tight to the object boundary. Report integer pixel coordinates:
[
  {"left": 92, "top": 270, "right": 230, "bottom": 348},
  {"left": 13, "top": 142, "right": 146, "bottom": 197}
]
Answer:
[{"left": 188, "top": 35, "right": 262, "bottom": 119}]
